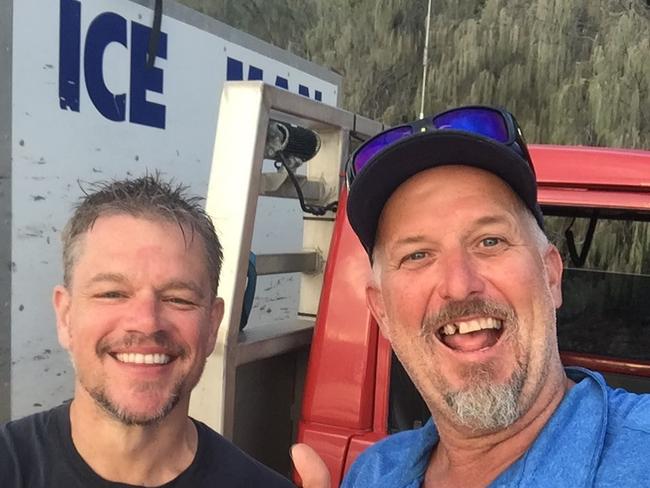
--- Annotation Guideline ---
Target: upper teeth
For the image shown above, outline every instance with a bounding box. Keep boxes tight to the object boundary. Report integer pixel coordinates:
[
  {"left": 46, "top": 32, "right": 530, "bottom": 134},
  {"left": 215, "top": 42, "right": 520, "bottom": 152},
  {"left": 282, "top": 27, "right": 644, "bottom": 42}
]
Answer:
[
  {"left": 440, "top": 317, "right": 502, "bottom": 336},
  {"left": 115, "top": 353, "right": 171, "bottom": 365}
]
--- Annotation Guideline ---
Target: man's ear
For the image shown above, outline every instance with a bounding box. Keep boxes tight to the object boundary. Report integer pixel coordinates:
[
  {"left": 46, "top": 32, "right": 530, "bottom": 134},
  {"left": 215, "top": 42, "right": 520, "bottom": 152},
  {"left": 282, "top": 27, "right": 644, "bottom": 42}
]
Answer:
[
  {"left": 366, "top": 282, "right": 390, "bottom": 339},
  {"left": 53, "top": 285, "right": 72, "bottom": 350},
  {"left": 544, "top": 244, "right": 564, "bottom": 309},
  {"left": 206, "top": 297, "right": 224, "bottom": 356}
]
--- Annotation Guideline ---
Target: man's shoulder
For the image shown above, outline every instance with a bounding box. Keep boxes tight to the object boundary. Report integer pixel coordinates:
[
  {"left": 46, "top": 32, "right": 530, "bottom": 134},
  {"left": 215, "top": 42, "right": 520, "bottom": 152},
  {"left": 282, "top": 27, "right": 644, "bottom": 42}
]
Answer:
[
  {"left": 191, "top": 419, "right": 294, "bottom": 487},
  {"left": 589, "top": 389, "right": 650, "bottom": 485},
  {"left": 342, "top": 422, "right": 435, "bottom": 488},
  {"left": 606, "top": 386, "right": 650, "bottom": 434},
  {"left": 0, "top": 405, "right": 68, "bottom": 488},
  {"left": 1, "top": 404, "right": 66, "bottom": 446},
  {"left": 568, "top": 368, "right": 650, "bottom": 435}
]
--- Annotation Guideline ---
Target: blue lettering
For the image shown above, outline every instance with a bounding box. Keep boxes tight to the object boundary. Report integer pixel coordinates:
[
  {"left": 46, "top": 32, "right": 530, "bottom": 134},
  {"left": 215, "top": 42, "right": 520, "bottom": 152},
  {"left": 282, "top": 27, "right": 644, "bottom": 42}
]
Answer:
[
  {"left": 84, "top": 12, "right": 127, "bottom": 121},
  {"left": 130, "top": 22, "right": 167, "bottom": 129},
  {"left": 275, "top": 76, "right": 288, "bottom": 90},
  {"left": 248, "top": 65, "right": 263, "bottom": 81},
  {"left": 225, "top": 57, "right": 324, "bottom": 102},
  {"left": 226, "top": 57, "right": 243, "bottom": 80},
  {"left": 59, "top": 0, "right": 81, "bottom": 111},
  {"left": 59, "top": 2, "right": 167, "bottom": 128}
]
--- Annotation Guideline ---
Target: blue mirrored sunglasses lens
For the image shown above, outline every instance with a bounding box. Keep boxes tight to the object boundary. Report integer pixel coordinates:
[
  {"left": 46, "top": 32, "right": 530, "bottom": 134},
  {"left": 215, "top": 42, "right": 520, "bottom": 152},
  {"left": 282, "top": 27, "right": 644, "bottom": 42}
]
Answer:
[
  {"left": 354, "top": 126, "right": 413, "bottom": 173},
  {"left": 432, "top": 108, "right": 509, "bottom": 143}
]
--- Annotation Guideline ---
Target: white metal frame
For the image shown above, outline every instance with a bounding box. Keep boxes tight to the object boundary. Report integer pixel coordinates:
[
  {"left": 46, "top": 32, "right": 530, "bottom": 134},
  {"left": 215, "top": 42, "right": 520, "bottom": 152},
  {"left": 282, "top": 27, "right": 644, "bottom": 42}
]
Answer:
[{"left": 189, "top": 81, "right": 382, "bottom": 438}]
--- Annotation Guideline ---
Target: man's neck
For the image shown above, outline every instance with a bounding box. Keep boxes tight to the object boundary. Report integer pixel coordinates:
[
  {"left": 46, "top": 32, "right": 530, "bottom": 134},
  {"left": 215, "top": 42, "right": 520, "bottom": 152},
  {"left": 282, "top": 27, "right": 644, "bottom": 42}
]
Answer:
[
  {"left": 69, "top": 391, "right": 198, "bottom": 486},
  {"left": 424, "top": 371, "right": 573, "bottom": 488}
]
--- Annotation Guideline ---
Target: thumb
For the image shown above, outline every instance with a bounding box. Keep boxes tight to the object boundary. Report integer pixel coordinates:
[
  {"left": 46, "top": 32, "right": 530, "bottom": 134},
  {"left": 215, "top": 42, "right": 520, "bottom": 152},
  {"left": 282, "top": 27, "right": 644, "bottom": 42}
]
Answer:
[{"left": 291, "top": 443, "right": 331, "bottom": 488}]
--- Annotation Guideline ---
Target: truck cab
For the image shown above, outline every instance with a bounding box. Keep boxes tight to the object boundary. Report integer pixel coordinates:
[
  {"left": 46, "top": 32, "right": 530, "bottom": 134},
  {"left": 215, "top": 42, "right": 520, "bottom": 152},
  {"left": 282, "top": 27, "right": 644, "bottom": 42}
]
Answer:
[{"left": 296, "top": 143, "right": 650, "bottom": 486}]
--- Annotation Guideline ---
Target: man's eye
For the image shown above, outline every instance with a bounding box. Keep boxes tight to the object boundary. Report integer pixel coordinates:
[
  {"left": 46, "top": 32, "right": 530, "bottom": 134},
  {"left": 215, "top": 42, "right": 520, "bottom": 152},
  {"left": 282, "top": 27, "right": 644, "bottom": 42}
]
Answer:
[
  {"left": 481, "top": 237, "right": 502, "bottom": 248},
  {"left": 402, "top": 251, "right": 428, "bottom": 263},
  {"left": 164, "top": 297, "right": 196, "bottom": 307},
  {"left": 96, "top": 291, "right": 126, "bottom": 299}
]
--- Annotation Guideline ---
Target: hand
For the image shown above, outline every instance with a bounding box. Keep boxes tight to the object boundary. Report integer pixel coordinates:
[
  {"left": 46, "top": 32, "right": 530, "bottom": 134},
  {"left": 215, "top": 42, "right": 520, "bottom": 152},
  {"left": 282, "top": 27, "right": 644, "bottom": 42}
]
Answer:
[{"left": 291, "top": 443, "right": 331, "bottom": 488}]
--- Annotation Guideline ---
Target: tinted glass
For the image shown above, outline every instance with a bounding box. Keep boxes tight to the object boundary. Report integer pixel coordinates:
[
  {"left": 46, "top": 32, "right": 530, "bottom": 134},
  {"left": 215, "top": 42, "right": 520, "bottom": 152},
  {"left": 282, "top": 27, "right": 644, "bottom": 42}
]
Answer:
[
  {"left": 354, "top": 126, "right": 413, "bottom": 173},
  {"left": 433, "top": 108, "right": 509, "bottom": 142},
  {"left": 545, "top": 215, "right": 650, "bottom": 361}
]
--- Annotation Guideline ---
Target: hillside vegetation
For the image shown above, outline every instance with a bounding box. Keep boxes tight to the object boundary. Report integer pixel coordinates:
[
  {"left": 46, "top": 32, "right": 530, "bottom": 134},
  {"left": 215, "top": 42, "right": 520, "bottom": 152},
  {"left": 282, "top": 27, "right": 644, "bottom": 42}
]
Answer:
[{"left": 183, "top": 0, "right": 649, "bottom": 149}]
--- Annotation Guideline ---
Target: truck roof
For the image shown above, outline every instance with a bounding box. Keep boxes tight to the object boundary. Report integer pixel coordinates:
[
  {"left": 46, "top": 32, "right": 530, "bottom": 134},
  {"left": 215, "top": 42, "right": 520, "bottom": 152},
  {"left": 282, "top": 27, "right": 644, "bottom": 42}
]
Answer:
[{"left": 531, "top": 144, "right": 650, "bottom": 213}]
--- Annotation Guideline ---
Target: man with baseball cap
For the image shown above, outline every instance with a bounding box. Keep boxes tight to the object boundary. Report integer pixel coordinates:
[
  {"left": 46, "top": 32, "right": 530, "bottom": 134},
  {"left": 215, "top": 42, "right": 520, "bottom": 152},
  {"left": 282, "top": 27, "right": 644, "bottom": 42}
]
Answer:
[{"left": 293, "top": 106, "right": 650, "bottom": 487}]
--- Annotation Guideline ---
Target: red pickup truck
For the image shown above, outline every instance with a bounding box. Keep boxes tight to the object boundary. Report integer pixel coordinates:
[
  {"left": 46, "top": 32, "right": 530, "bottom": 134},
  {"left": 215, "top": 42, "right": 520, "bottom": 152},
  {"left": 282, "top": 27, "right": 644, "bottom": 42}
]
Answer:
[{"left": 296, "top": 144, "right": 650, "bottom": 486}]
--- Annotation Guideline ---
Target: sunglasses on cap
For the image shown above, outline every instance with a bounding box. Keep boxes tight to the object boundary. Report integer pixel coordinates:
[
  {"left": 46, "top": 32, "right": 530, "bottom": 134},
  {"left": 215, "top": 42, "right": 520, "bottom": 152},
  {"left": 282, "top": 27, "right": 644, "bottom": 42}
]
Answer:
[{"left": 346, "top": 105, "right": 535, "bottom": 186}]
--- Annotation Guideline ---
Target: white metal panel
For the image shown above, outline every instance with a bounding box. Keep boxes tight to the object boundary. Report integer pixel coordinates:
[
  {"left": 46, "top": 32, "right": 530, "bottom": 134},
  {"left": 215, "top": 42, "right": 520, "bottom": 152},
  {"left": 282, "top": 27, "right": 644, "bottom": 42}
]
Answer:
[
  {"left": 9, "top": 0, "right": 339, "bottom": 418},
  {"left": 192, "top": 82, "right": 382, "bottom": 437}
]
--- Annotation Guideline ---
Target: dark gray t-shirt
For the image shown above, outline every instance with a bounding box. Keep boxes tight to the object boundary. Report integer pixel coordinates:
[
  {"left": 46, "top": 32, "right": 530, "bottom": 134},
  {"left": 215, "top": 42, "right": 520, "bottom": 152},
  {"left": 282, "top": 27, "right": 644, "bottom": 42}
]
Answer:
[{"left": 0, "top": 404, "right": 295, "bottom": 487}]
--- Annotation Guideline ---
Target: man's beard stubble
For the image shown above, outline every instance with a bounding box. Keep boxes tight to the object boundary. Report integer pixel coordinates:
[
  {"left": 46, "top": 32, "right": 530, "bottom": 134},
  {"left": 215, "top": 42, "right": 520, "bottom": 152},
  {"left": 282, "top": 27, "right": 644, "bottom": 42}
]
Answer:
[
  {"left": 442, "top": 358, "right": 527, "bottom": 432},
  {"left": 421, "top": 297, "right": 528, "bottom": 433},
  {"left": 88, "top": 379, "right": 183, "bottom": 427},
  {"left": 75, "top": 331, "right": 200, "bottom": 427}
]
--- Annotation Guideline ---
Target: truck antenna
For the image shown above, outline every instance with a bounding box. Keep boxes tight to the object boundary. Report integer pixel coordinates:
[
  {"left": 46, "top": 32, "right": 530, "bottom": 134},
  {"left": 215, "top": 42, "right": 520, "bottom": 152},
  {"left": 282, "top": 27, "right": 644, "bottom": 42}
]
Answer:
[{"left": 419, "top": 0, "right": 433, "bottom": 119}]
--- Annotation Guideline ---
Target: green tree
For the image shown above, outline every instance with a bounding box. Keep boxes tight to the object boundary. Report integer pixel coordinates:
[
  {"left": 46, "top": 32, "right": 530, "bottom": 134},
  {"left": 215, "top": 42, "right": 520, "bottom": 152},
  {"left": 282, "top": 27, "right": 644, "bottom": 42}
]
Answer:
[{"left": 178, "top": 0, "right": 650, "bottom": 148}]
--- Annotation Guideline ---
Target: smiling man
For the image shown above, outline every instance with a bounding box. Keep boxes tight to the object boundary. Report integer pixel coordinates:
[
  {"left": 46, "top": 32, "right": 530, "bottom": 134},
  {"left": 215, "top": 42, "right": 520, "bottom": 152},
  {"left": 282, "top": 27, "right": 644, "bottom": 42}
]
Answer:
[
  {"left": 0, "top": 176, "right": 294, "bottom": 487},
  {"left": 337, "top": 106, "right": 650, "bottom": 487}
]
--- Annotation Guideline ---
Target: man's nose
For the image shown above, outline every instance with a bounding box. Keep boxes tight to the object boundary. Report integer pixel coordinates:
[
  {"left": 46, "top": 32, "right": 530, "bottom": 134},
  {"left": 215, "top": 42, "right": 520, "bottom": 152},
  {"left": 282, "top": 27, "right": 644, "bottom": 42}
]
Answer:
[
  {"left": 126, "top": 293, "right": 163, "bottom": 333},
  {"left": 436, "top": 248, "right": 485, "bottom": 301}
]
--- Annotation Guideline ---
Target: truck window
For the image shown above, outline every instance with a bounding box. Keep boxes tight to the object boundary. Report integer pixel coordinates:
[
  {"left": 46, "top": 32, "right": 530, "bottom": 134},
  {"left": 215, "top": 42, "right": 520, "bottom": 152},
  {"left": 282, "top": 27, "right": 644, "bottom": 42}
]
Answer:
[
  {"left": 388, "top": 212, "right": 650, "bottom": 434},
  {"left": 545, "top": 215, "right": 650, "bottom": 363}
]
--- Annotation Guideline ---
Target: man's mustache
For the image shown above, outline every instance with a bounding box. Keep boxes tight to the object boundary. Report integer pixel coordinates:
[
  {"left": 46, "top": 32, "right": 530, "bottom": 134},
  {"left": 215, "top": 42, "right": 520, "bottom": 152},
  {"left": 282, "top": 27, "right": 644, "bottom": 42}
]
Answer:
[{"left": 96, "top": 330, "right": 186, "bottom": 358}]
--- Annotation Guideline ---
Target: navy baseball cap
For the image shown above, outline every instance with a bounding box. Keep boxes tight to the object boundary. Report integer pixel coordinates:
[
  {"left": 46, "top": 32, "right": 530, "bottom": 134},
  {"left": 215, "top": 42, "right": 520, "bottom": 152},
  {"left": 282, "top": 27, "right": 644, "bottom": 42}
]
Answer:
[{"left": 346, "top": 125, "right": 543, "bottom": 256}]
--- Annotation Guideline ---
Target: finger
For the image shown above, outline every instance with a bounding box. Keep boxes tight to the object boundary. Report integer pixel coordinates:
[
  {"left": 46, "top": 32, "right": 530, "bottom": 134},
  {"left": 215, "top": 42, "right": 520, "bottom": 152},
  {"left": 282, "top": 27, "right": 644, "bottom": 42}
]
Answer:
[{"left": 291, "top": 443, "right": 331, "bottom": 488}]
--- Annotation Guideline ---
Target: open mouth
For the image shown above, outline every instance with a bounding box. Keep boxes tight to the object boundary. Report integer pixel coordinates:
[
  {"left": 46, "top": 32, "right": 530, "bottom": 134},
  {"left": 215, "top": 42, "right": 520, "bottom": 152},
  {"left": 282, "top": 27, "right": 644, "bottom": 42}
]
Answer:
[
  {"left": 110, "top": 352, "right": 174, "bottom": 365},
  {"left": 436, "top": 317, "right": 504, "bottom": 352}
]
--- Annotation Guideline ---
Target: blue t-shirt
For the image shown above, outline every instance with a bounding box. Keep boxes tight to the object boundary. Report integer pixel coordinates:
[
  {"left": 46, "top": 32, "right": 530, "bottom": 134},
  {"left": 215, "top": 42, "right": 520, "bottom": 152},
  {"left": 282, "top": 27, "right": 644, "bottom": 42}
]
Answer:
[{"left": 342, "top": 368, "right": 650, "bottom": 487}]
